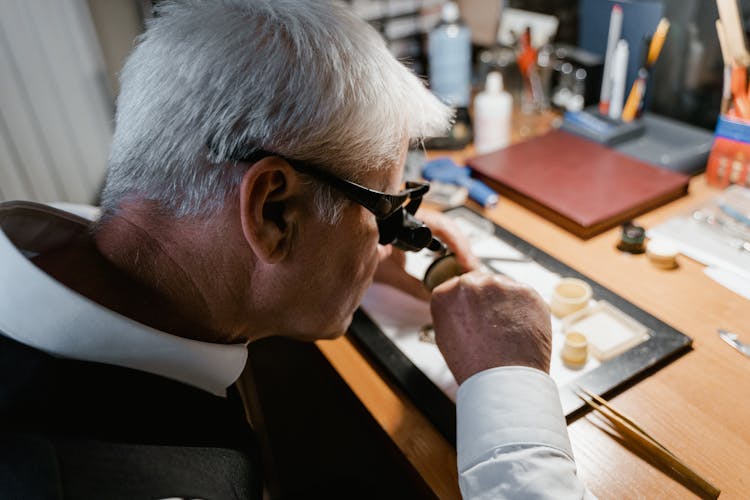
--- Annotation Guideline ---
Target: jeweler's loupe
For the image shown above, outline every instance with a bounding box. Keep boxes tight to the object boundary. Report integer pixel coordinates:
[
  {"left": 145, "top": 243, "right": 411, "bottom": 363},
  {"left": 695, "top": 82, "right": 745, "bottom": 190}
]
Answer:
[{"left": 422, "top": 253, "right": 466, "bottom": 291}]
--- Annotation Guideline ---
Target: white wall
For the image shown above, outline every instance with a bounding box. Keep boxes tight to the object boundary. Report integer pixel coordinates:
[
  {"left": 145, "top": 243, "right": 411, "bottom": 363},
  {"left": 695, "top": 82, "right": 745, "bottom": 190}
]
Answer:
[{"left": 0, "top": 0, "right": 114, "bottom": 204}]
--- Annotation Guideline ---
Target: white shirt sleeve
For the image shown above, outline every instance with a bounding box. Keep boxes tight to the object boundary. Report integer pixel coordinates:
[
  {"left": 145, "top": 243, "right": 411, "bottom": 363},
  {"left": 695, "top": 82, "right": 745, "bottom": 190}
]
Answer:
[{"left": 456, "top": 366, "right": 596, "bottom": 499}]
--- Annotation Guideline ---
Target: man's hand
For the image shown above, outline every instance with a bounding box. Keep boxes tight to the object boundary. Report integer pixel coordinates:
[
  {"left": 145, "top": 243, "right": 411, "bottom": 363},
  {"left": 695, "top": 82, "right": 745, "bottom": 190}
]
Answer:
[
  {"left": 430, "top": 271, "right": 552, "bottom": 385},
  {"left": 416, "top": 208, "right": 479, "bottom": 271},
  {"left": 373, "top": 245, "right": 431, "bottom": 300}
]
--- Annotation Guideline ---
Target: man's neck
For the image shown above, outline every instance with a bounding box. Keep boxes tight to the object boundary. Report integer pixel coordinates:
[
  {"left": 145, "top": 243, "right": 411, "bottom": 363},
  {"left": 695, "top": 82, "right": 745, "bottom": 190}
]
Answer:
[{"left": 32, "top": 206, "right": 250, "bottom": 344}]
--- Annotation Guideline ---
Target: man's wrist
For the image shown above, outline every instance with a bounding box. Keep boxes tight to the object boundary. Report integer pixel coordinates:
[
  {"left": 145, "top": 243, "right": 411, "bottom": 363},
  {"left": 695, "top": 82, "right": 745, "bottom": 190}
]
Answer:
[{"left": 458, "top": 364, "right": 549, "bottom": 388}]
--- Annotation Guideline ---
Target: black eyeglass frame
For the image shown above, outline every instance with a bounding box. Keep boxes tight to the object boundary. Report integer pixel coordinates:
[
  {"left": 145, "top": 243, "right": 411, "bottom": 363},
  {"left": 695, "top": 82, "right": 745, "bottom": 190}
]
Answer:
[
  {"left": 223, "top": 148, "right": 445, "bottom": 253},
  {"left": 230, "top": 149, "right": 430, "bottom": 220}
]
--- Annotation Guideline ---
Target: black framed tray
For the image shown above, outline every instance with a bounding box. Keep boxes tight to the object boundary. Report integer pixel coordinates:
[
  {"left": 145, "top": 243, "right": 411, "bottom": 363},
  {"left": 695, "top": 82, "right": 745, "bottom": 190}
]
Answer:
[{"left": 347, "top": 206, "right": 692, "bottom": 445}]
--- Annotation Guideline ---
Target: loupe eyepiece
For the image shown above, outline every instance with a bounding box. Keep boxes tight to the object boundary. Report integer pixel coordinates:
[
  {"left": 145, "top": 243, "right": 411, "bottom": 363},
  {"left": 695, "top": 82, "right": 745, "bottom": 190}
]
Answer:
[
  {"left": 394, "top": 213, "right": 433, "bottom": 251},
  {"left": 377, "top": 207, "right": 446, "bottom": 253},
  {"left": 377, "top": 209, "right": 404, "bottom": 246},
  {"left": 375, "top": 183, "right": 447, "bottom": 253}
]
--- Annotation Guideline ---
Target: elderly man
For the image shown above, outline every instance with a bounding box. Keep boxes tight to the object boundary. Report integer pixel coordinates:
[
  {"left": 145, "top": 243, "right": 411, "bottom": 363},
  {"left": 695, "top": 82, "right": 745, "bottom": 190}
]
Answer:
[{"left": 0, "top": 1, "right": 592, "bottom": 498}]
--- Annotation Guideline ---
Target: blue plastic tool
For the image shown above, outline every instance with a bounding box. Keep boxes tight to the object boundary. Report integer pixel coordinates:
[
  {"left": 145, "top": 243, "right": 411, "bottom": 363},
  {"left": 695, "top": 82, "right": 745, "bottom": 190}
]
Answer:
[{"left": 422, "top": 157, "right": 499, "bottom": 208}]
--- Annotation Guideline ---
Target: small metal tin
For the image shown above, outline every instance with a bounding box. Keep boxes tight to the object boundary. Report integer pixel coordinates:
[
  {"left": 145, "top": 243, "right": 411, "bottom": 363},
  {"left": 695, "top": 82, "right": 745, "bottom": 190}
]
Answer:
[{"left": 617, "top": 221, "right": 646, "bottom": 254}]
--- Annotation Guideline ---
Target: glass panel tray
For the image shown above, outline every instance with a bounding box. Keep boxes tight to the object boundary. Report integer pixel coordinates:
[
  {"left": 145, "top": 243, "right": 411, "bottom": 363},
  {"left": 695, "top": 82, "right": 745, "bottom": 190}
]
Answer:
[{"left": 348, "top": 206, "right": 692, "bottom": 444}]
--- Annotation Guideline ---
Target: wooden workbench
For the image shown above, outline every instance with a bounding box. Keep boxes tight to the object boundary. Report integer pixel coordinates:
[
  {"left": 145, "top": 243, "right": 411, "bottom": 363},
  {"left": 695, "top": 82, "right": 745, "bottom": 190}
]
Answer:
[{"left": 317, "top": 171, "right": 750, "bottom": 499}]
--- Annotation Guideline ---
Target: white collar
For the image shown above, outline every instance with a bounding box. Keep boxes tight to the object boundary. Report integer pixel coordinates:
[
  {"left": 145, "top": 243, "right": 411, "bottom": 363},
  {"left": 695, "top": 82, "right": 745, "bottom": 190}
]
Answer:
[{"left": 0, "top": 201, "right": 247, "bottom": 396}]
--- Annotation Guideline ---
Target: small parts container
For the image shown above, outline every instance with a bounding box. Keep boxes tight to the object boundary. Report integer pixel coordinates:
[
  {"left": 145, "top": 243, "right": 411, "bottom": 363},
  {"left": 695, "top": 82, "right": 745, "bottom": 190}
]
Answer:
[
  {"left": 562, "top": 301, "right": 649, "bottom": 361},
  {"left": 561, "top": 331, "right": 589, "bottom": 367},
  {"left": 550, "top": 277, "right": 593, "bottom": 318},
  {"left": 646, "top": 238, "right": 679, "bottom": 269}
]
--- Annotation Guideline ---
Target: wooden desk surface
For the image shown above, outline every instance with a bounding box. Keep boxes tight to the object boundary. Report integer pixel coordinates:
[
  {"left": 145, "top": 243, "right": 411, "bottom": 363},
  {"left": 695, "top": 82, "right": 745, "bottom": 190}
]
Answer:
[{"left": 318, "top": 154, "right": 750, "bottom": 499}]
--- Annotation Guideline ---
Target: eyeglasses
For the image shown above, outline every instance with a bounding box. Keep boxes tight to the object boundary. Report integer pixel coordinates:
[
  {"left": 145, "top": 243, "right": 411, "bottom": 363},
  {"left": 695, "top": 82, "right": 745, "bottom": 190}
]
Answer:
[{"left": 226, "top": 149, "right": 445, "bottom": 252}]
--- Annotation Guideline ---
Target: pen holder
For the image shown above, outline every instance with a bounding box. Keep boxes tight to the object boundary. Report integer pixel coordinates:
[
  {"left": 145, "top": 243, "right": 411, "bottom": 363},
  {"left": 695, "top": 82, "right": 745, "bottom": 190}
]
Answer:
[
  {"left": 561, "top": 106, "right": 645, "bottom": 146},
  {"left": 564, "top": 109, "right": 714, "bottom": 174},
  {"left": 706, "top": 115, "right": 750, "bottom": 187}
]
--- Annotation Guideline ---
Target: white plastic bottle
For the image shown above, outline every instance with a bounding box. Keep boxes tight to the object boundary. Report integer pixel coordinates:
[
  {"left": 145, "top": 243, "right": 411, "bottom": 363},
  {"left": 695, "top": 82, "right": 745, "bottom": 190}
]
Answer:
[{"left": 473, "top": 72, "right": 512, "bottom": 154}]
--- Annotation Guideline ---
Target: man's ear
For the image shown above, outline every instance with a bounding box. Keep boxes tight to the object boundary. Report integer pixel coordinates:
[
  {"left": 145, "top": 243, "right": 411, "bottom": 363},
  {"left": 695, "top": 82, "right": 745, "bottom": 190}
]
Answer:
[{"left": 238, "top": 156, "right": 302, "bottom": 263}]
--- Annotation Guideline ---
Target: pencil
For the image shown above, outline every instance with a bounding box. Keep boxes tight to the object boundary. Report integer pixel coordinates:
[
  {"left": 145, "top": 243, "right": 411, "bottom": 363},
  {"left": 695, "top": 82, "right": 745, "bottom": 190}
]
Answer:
[
  {"left": 646, "top": 18, "right": 670, "bottom": 66},
  {"left": 621, "top": 71, "right": 646, "bottom": 122},
  {"left": 621, "top": 18, "right": 670, "bottom": 122}
]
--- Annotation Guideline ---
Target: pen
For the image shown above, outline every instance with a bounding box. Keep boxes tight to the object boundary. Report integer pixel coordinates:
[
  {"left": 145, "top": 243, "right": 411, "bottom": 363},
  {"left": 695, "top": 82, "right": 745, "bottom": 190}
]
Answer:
[
  {"left": 599, "top": 4, "right": 623, "bottom": 115},
  {"left": 717, "top": 20, "right": 733, "bottom": 114},
  {"left": 716, "top": 4, "right": 750, "bottom": 120},
  {"left": 608, "top": 39, "right": 629, "bottom": 120},
  {"left": 717, "top": 16, "right": 750, "bottom": 119},
  {"left": 719, "top": 201, "right": 750, "bottom": 227},
  {"left": 717, "top": 0, "right": 750, "bottom": 67}
]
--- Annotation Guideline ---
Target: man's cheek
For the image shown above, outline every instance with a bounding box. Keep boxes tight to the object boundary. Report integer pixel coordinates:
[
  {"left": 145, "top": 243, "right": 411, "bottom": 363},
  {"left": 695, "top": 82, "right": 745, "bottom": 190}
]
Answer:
[{"left": 376, "top": 244, "right": 392, "bottom": 262}]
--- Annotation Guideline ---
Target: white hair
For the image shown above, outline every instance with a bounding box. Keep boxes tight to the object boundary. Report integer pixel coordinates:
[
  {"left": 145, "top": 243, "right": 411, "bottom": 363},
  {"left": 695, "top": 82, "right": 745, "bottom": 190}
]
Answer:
[{"left": 101, "top": 0, "right": 452, "bottom": 222}]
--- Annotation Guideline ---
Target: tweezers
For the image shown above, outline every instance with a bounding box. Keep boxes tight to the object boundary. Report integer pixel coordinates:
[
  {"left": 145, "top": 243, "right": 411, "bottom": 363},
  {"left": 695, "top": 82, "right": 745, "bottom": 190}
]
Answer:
[
  {"left": 478, "top": 256, "right": 533, "bottom": 278},
  {"left": 479, "top": 255, "right": 532, "bottom": 269},
  {"left": 719, "top": 328, "right": 750, "bottom": 358},
  {"left": 574, "top": 386, "right": 720, "bottom": 499}
]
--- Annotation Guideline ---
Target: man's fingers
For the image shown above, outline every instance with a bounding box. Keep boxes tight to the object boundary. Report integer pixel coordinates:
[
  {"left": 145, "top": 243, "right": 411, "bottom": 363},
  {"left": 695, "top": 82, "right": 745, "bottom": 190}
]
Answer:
[{"left": 416, "top": 208, "right": 479, "bottom": 270}]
